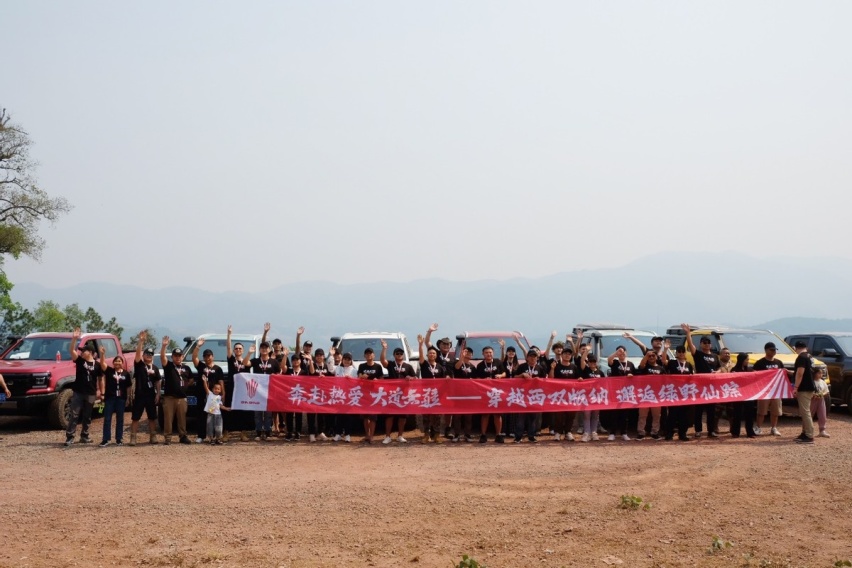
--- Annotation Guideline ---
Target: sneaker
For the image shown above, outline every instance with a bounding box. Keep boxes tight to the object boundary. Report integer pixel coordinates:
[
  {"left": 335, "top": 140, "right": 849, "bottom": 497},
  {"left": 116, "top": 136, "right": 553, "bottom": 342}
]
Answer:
[
  {"left": 479, "top": 434, "right": 488, "bottom": 444},
  {"left": 636, "top": 432, "right": 645, "bottom": 440},
  {"left": 554, "top": 433, "right": 562, "bottom": 442},
  {"left": 382, "top": 436, "right": 392, "bottom": 445},
  {"left": 318, "top": 433, "right": 329, "bottom": 441},
  {"left": 607, "top": 434, "right": 615, "bottom": 441},
  {"left": 770, "top": 427, "right": 781, "bottom": 436},
  {"left": 309, "top": 434, "right": 316, "bottom": 443},
  {"left": 528, "top": 436, "right": 538, "bottom": 443},
  {"left": 452, "top": 436, "right": 460, "bottom": 443},
  {"left": 795, "top": 436, "right": 814, "bottom": 444},
  {"left": 333, "top": 434, "right": 341, "bottom": 442},
  {"left": 179, "top": 436, "right": 191, "bottom": 445},
  {"left": 195, "top": 437, "right": 203, "bottom": 444},
  {"left": 99, "top": 440, "right": 109, "bottom": 447},
  {"left": 254, "top": 435, "right": 261, "bottom": 441},
  {"left": 693, "top": 431, "right": 702, "bottom": 438},
  {"left": 650, "top": 433, "right": 661, "bottom": 440},
  {"left": 580, "top": 433, "right": 590, "bottom": 443},
  {"left": 464, "top": 435, "right": 474, "bottom": 443},
  {"left": 79, "top": 436, "right": 92, "bottom": 444},
  {"left": 819, "top": 430, "right": 830, "bottom": 438},
  {"left": 513, "top": 436, "right": 522, "bottom": 444},
  {"left": 294, "top": 432, "right": 301, "bottom": 440},
  {"left": 752, "top": 427, "right": 762, "bottom": 435},
  {"left": 591, "top": 432, "right": 599, "bottom": 441},
  {"left": 344, "top": 435, "right": 351, "bottom": 443},
  {"left": 495, "top": 435, "right": 505, "bottom": 444},
  {"left": 164, "top": 438, "right": 172, "bottom": 445},
  {"left": 566, "top": 433, "right": 575, "bottom": 442},
  {"left": 622, "top": 434, "right": 631, "bottom": 441},
  {"left": 422, "top": 434, "right": 431, "bottom": 444},
  {"left": 64, "top": 436, "right": 74, "bottom": 447},
  {"left": 215, "top": 439, "right": 223, "bottom": 445},
  {"left": 577, "top": 427, "right": 585, "bottom": 435},
  {"left": 129, "top": 433, "right": 137, "bottom": 446},
  {"left": 115, "top": 440, "right": 123, "bottom": 446},
  {"left": 397, "top": 436, "right": 408, "bottom": 443},
  {"left": 260, "top": 433, "right": 268, "bottom": 441}
]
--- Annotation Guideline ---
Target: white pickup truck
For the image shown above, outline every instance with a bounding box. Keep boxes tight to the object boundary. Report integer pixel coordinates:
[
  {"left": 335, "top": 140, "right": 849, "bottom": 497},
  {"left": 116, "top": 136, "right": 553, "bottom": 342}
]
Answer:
[{"left": 330, "top": 332, "right": 420, "bottom": 377}]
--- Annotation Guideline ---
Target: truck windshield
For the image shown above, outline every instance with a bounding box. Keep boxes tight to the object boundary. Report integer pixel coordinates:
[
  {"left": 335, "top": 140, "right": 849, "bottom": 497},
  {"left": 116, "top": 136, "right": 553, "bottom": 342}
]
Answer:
[
  {"left": 338, "top": 338, "right": 404, "bottom": 359},
  {"left": 599, "top": 335, "right": 655, "bottom": 359},
  {"left": 722, "top": 332, "right": 794, "bottom": 354},
  {"left": 4, "top": 338, "right": 73, "bottom": 361},
  {"left": 183, "top": 338, "right": 234, "bottom": 362}
]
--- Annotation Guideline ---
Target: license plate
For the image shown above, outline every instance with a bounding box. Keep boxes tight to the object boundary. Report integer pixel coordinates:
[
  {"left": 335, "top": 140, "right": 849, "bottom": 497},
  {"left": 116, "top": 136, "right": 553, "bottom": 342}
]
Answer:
[{"left": 186, "top": 396, "right": 197, "bottom": 406}]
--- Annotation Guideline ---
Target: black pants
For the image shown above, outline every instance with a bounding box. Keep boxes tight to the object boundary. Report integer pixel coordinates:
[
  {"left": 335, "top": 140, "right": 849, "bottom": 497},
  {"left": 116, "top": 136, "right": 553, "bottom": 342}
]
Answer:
[
  {"left": 605, "top": 409, "right": 629, "bottom": 436},
  {"left": 307, "top": 413, "right": 322, "bottom": 435},
  {"left": 285, "top": 412, "right": 303, "bottom": 438},
  {"left": 514, "top": 414, "right": 537, "bottom": 440},
  {"left": 327, "top": 414, "right": 354, "bottom": 436},
  {"left": 195, "top": 395, "right": 207, "bottom": 439},
  {"left": 730, "top": 401, "right": 756, "bottom": 437},
  {"left": 694, "top": 404, "right": 716, "bottom": 433},
  {"left": 666, "top": 406, "right": 690, "bottom": 440}
]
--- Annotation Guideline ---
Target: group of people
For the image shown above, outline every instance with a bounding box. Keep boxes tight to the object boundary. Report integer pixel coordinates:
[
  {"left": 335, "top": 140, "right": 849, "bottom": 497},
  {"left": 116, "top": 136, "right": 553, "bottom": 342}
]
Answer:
[{"left": 61, "top": 322, "right": 830, "bottom": 447}]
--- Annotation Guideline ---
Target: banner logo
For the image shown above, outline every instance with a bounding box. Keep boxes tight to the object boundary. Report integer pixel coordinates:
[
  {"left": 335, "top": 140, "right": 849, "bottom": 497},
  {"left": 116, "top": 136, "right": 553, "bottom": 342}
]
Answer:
[{"left": 247, "top": 377, "right": 259, "bottom": 398}]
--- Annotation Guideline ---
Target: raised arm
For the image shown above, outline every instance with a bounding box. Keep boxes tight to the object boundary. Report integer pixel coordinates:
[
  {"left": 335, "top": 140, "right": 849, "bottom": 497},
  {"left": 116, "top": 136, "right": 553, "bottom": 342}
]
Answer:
[
  {"left": 294, "top": 326, "right": 304, "bottom": 354},
  {"left": 498, "top": 338, "right": 506, "bottom": 360},
  {"left": 226, "top": 325, "right": 233, "bottom": 358},
  {"left": 98, "top": 345, "right": 108, "bottom": 372},
  {"left": 242, "top": 345, "right": 254, "bottom": 367},
  {"left": 160, "top": 336, "right": 170, "bottom": 368},
  {"left": 424, "top": 323, "right": 439, "bottom": 348},
  {"left": 135, "top": 330, "right": 146, "bottom": 363},
  {"left": 548, "top": 359, "right": 557, "bottom": 378},
  {"left": 544, "top": 330, "right": 557, "bottom": 357},
  {"left": 261, "top": 322, "right": 271, "bottom": 345},
  {"left": 70, "top": 327, "right": 81, "bottom": 362},
  {"left": 680, "top": 323, "right": 697, "bottom": 355},
  {"left": 379, "top": 340, "right": 389, "bottom": 368},
  {"left": 607, "top": 350, "right": 619, "bottom": 367},
  {"left": 192, "top": 337, "right": 204, "bottom": 368},
  {"left": 623, "top": 332, "right": 648, "bottom": 353},
  {"left": 417, "top": 335, "right": 425, "bottom": 364}
]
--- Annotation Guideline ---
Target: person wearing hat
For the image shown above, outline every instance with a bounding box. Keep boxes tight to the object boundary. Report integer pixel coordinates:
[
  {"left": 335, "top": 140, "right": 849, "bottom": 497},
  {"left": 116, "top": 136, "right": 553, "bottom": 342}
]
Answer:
[
  {"left": 729, "top": 352, "right": 756, "bottom": 438},
  {"left": 424, "top": 323, "right": 456, "bottom": 376},
  {"left": 192, "top": 338, "right": 225, "bottom": 443},
  {"left": 752, "top": 342, "right": 785, "bottom": 436},
  {"left": 130, "top": 331, "right": 161, "bottom": 445},
  {"left": 307, "top": 348, "right": 332, "bottom": 442},
  {"left": 160, "top": 336, "right": 193, "bottom": 445},
  {"left": 357, "top": 346, "right": 384, "bottom": 442},
  {"left": 246, "top": 340, "right": 281, "bottom": 441},
  {"left": 475, "top": 345, "right": 507, "bottom": 443},
  {"left": 417, "top": 334, "right": 446, "bottom": 443},
  {"left": 680, "top": 324, "right": 721, "bottom": 438},
  {"left": 514, "top": 349, "right": 546, "bottom": 443},
  {"left": 64, "top": 327, "right": 103, "bottom": 446}
]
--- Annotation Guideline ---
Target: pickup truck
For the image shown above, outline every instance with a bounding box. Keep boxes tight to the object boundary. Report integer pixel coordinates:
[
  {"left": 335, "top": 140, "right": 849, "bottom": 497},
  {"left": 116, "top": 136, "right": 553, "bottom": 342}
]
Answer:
[
  {"left": 331, "top": 332, "right": 419, "bottom": 377},
  {"left": 0, "top": 332, "right": 135, "bottom": 429}
]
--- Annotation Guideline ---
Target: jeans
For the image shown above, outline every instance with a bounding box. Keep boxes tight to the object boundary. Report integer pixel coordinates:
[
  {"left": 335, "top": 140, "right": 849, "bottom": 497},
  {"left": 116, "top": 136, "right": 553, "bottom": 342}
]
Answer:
[
  {"left": 207, "top": 413, "right": 223, "bottom": 439},
  {"left": 254, "top": 411, "right": 272, "bottom": 433},
  {"left": 514, "top": 413, "right": 537, "bottom": 440},
  {"left": 66, "top": 392, "right": 95, "bottom": 440},
  {"left": 102, "top": 397, "right": 126, "bottom": 442},
  {"left": 583, "top": 410, "right": 600, "bottom": 434}
]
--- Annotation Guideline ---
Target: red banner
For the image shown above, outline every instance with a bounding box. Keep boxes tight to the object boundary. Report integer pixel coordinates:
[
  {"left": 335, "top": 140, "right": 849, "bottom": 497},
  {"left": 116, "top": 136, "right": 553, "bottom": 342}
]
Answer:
[{"left": 231, "top": 370, "right": 791, "bottom": 414}]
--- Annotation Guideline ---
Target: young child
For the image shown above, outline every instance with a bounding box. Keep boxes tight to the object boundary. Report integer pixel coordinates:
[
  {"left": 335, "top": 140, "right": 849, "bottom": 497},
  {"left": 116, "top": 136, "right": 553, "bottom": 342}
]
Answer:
[
  {"left": 203, "top": 377, "right": 230, "bottom": 444},
  {"left": 810, "top": 367, "right": 830, "bottom": 438}
]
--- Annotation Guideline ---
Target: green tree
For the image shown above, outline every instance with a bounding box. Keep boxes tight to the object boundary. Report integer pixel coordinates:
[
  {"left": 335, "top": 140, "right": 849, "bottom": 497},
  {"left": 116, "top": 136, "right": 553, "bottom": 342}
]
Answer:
[
  {"left": 63, "top": 303, "right": 86, "bottom": 330},
  {"left": 0, "top": 108, "right": 71, "bottom": 261},
  {"left": 84, "top": 306, "right": 104, "bottom": 332},
  {"left": 31, "top": 300, "right": 65, "bottom": 331}
]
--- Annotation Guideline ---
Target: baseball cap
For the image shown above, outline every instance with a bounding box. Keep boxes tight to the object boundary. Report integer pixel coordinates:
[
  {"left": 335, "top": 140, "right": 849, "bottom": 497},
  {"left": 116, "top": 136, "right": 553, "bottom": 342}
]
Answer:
[
  {"left": 393, "top": 347, "right": 405, "bottom": 356},
  {"left": 764, "top": 342, "right": 777, "bottom": 350},
  {"left": 143, "top": 348, "right": 154, "bottom": 356},
  {"left": 364, "top": 347, "right": 374, "bottom": 355},
  {"left": 794, "top": 340, "right": 807, "bottom": 349},
  {"left": 171, "top": 348, "right": 183, "bottom": 356},
  {"left": 438, "top": 337, "right": 451, "bottom": 346}
]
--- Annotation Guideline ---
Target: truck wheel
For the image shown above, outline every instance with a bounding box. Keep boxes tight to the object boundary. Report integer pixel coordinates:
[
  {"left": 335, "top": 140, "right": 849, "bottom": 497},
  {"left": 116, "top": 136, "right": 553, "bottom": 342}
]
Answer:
[{"left": 48, "top": 389, "right": 73, "bottom": 430}]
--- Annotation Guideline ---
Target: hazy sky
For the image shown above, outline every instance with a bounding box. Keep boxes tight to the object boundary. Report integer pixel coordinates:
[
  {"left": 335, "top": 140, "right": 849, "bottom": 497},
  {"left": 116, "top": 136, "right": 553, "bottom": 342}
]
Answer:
[{"left": 3, "top": 1, "right": 851, "bottom": 293}]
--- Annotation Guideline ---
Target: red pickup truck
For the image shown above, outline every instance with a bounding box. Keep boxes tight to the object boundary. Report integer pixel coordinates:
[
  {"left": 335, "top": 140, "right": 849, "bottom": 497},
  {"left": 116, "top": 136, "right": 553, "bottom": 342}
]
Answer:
[{"left": 0, "top": 332, "right": 135, "bottom": 428}]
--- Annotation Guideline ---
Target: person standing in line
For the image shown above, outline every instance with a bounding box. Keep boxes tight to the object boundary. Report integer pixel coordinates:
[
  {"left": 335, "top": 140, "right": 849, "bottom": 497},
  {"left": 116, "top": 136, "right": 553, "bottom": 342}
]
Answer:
[
  {"left": 380, "top": 340, "right": 416, "bottom": 444},
  {"left": 286, "top": 326, "right": 311, "bottom": 440},
  {"left": 548, "top": 346, "right": 581, "bottom": 441},
  {"left": 515, "top": 349, "right": 546, "bottom": 443},
  {"left": 192, "top": 338, "right": 225, "bottom": 443},
  {"left": 225, "top": 326, "right": 253, "bottom": 442},
  {"left": 425, "top": 324, "right": 456, "bottom": 438},
  {"left": 332, "top": 352, "right": 358, "bottom": 443},
  {"left": 160, "top": 336, "right": 193, "bottom": 445},
  {"left": 681, "top": 324, "right": 721, "bottom": 438},
  {"left": 64, "top": 328, "right": 102, "bottom": 446},
  {"left": 418, "top": 335, "right": 446, "bottom": 444},
  {"left": 753, "top": 342, "right": 784, "bottom": 436},
  {"left": 664, "top": 346, "right": 695, "bottom": 441},
  {"left": 811, "top": 367, "right": 830, "bottom": 438},
  {"left": 357, "top": 347, "right": 384, "bottom": 443},
  {"left": 475, "top": 346, "right": 507, "bottom": 443},
  {"left": 452, "top": 346, "right": 476, "bottom": 442},
  {"left": 129, "top": 331, "right": 161, "bottom": 446},
  {"left": 98, "top": 346, "right": 132, "bottom": 447},
  {"left": 307, "top": 348, "right": 330, "bottom": 442},
  {"left": 500, "top": 340, "right": 520, "bottom": 439},
  {"left": 605, "top": 345, "right": 635, "bottom": 441},
  {"left": 792, "top": 340, "right": 816, "bottom": 444},
  {"left": 636, "top": 350, "right": 665, "bottom": 440},
  {"left": 729, "top": 352, "right": 756, "bottom": 438},
  {"left": 201, "top": 374, "right": 230, "bottom": 444},
  {"left": 578, "top": 352, "right": 605, "bottom": 442},
  {"left": 244, "top": 341, "right": 281, "bottom": 441}
]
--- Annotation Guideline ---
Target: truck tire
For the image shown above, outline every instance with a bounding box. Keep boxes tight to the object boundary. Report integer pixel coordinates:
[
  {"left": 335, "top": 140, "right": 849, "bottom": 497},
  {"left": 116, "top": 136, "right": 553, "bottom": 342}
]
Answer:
[{"left": 48, "top": 389, "right": 73, "bottom": 430}]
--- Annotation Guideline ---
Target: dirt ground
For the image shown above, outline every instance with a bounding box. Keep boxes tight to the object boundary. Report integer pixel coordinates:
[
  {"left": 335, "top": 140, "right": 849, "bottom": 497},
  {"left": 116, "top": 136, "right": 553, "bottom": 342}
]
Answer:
[{"left": 1, "top": 411, "right": 850, "bottom": 568}]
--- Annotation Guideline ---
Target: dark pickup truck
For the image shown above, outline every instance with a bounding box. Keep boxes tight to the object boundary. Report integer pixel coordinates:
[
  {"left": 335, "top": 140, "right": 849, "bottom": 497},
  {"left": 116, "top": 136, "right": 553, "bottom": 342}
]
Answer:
[
  {"left": 0, "top": 332, "right": 135, "bottom": 428},
  {"left": 785, "top": 332, "right": 852, "bottom": 413}
]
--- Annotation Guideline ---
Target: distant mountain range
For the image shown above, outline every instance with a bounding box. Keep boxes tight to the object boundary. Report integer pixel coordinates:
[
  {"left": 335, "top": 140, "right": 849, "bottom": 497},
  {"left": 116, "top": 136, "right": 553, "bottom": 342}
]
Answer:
[{"left": 10, "top": 251, "right": 852, "bottom": 347}]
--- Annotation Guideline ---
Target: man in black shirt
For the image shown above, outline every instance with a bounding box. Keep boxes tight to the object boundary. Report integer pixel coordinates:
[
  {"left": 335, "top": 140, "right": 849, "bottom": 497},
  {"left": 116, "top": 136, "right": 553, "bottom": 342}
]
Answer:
[
  {"left": 160, "top": 336, "right": 193, "bottom": 445},
  {"left": 380, "top": 340, "right": 416, "bottom": 444},
  {"left": 549, "top": 347, "right": 581, "bottom": 441},
  {"left": 665, "top": 346, "right": 694, "bottom": 441},
  {"left": 357, "top": 347, "right": 384, "bottom": 443},
  {"left": 605, "top": 346, "right": 635, "bottom": 441},
  {"left": 418, "top": 335, "right": 446, "bottom": 443},
  {"left": 636, "top": 351, "right": 665, "bottom": 440},
  {"left": 792, "top": 341, "right": 816, "bottom": 444},
  {"left": 451, "top": 346, "right": 476, "bottom": 442},
  {"left": 226, "top": 325, "right": 253, "bottom": 442},
  {"left": 192, "top": 338, "right": 225, "bottom": 443},
  {"left": 476, "top": 346, "right": 507, "bottom": 443},
  {"left": 65, "top": 328, "right": 102, "bottom": 446},
  {"left": 130, "top": 331, "right": 161, "bottom": 446},
  {"left": 515, "top": 349, "right": 546, "bottom": 443},
  {"left": 246, "top": 341, "right": 281, "bottom": 441},
  {"left": 753, "top": 342, "right": 784, "bottom": 436},
  {"left": 682, "top": 324, "right": 720, "bottom": 438}
]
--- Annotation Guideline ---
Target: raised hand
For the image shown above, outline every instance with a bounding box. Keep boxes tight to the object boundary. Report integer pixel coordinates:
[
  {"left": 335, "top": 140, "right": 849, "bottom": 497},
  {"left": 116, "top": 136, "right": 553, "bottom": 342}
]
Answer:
[
  {"left": 197, "top": 338, "right": 205, "bottom": 347},
  {"left": 227, "top": 325, "right": 232, "bottom": 335},
  {"left": 297, "top": 326, "right": 305, "bottom": 335},
  {"left": 138, "top": 330, "right": 147, "bottom": 342},
  {"left": 72, "top": 327, "right": 81, "bottom": 340},
  {"left": 498, "top": 339, "right": 505, "bottom": 347},
  {"left": 98, "top": 345, "right": 106, "bottom": 356},
  {"left": 162, "top": 336, "right": 170, "bottom": 347},
  {"left": 264, "top": 322, "right": 271, "bottom": 332},
  {"left": 380, "top": 340, "right": 388, "bottom": 349},
  {"left": 249, "top": 345, "right": 256, "bottom": 354},
  {"left": 417, "top": 334, "right": 424, "bottom": 344},
  {"left": 429, "top": 323, "right": 439, "bottom": 332},
  {"left": 551, "top": 330, "right": 557, "bottom": 339}
]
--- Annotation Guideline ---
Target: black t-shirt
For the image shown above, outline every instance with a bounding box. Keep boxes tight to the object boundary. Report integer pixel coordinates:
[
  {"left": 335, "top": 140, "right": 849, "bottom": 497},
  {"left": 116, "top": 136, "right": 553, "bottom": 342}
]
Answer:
[
  {"left": 312, "top": 361, "right": 333, "bottom": 377},
  {"left": 163, "top": 362, "right": 192, "bottom": 398},
  {"left": 503, "top": 358, "right": 520, "bottom": 378},
  {"left": 357, "top": 362, "right": 384, "bottom": 380},
  {"left": 437, "top": 352, "right": 455, "bottom": 377},
  {"left": 552, "top": 362, "right": 580, "bottom": 379},
  {"left": 693, "top": 351, "right": 720, "bottom": 374},
  {"left": 275, "top": 353, "right": 294, "bottom": 374},
  {"left": 71, "top": 358, "right": 102, "bottom": 395},
  {"left": 794, "top": 353, "right": 815, "bottom": 392},
  {"left": 638, "top": 363, "right": 665, "bottom": 376},
  {"left": 753, "top": 357, "right": 784, "bottom": 372},
  {"left": 581, "top": 366, "right": 605, "bottom": 379},
  {"left": 666, "top": 359, "right": 694, "bottom": 376},
  {"left": 516, "top": 362, "right": 546, "bottom": 378},
  {"left": 133, "top": 360, "right": 160, "bottom": 396},
  {"left": 227, "top": 355, "right": 249, "bottom": 380},
  {"left": 386, "top": 361, "right": 416, "bottom": 378},
  {"left": 454, "top": 361, "right": 476, "bottom": 379},
  {"left": 475, "top": 360, "right": 505, "bottom": 378},
  {"left": 609, "top": 360, "right": 636, "bottom": 377},
  {"left": 250, "top": 357, "right": 280, "bottom": 375},
  {"left": 420, "top": 360, "right": 446, "bottom": 378},
  {"left": 196, "top": 362, "right": 225, "bottom": 396},
  {"left": 103, "top": 368, "right": 131, "bottom": 400}
]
